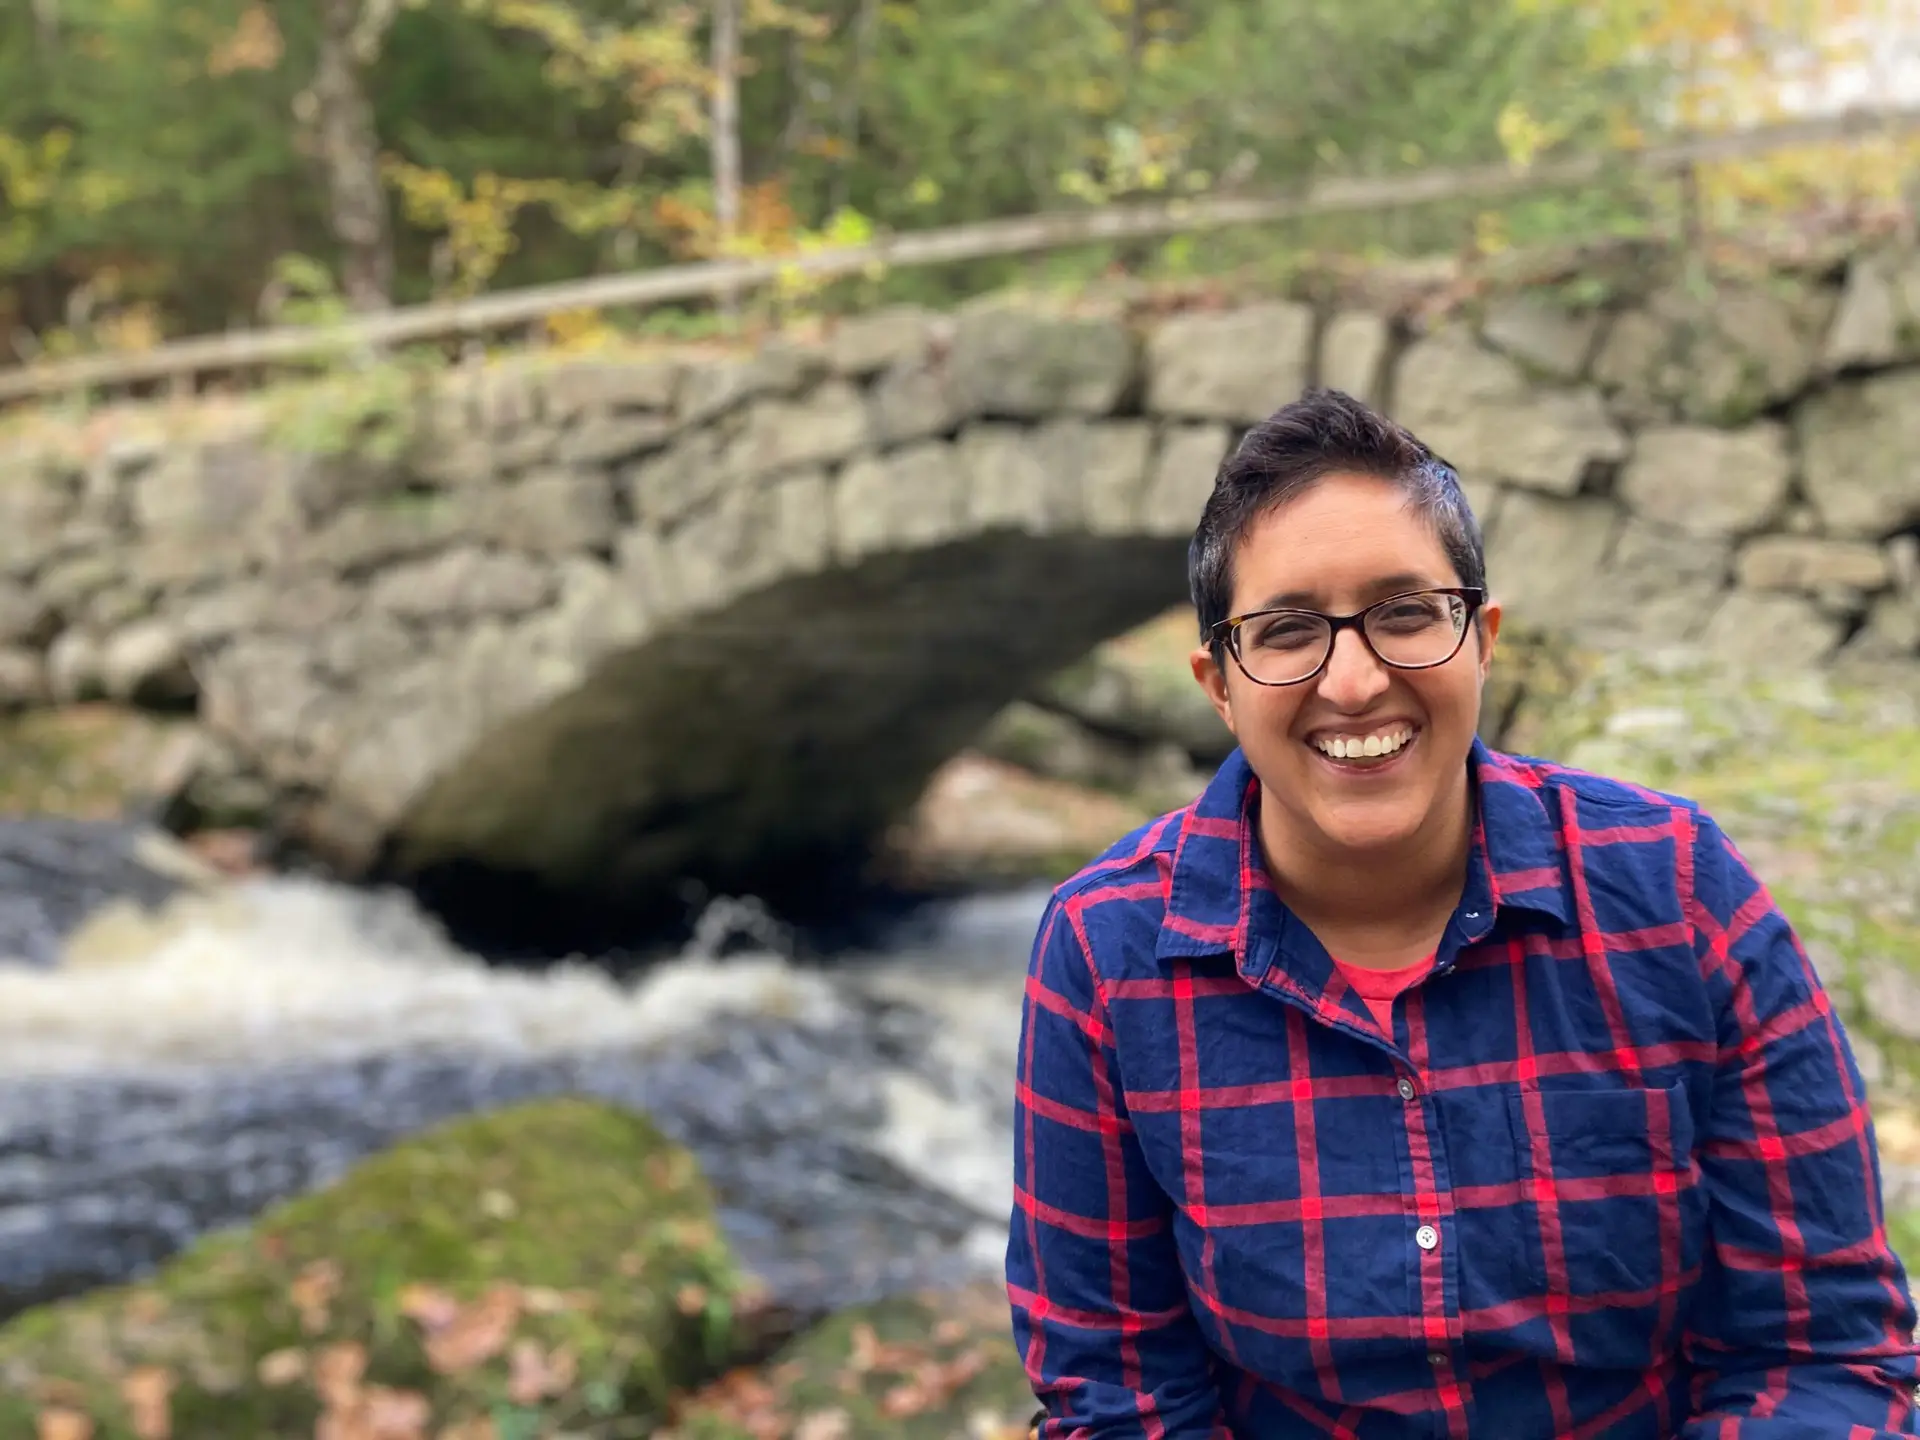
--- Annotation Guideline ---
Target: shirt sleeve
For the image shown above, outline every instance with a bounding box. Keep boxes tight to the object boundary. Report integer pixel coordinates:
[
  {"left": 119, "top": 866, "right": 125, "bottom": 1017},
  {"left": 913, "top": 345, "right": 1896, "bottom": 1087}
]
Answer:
[
  {"left": 1680, "top": 811, "right": 1920, "bottom": 1437},
  {"left": 1006, "top": 892, "right": 1232, "bottom": 1438}
]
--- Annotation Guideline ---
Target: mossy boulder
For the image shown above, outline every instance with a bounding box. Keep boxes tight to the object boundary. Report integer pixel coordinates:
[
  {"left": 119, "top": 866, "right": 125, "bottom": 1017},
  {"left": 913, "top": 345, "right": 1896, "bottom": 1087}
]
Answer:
[
  {"left": 1036, "top": 608, "right": 1231, "bottom": 765},
  {"left": 0, "top": 1097, "right": 762, "bottom": 1439},
  {"left": 663, "top": 1280, "right": 1035, "bottom": 1440}
]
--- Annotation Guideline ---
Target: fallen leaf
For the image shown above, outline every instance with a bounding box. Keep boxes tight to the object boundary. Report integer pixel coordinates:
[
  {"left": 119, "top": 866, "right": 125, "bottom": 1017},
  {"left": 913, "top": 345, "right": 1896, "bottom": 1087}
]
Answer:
[
  {"left": 423, "top": 1285, "right": 521, "bottom": 1375},
  {"left": 675, "top": 1283, "right": 709, "bottom": 1316},
  {"left": 362, "top": 1385, "right": 432, "bottom": 1438},
  {"left": 291, "top": 1260, "right": 343, "bottom": 1336},
  {"left": 256, "top": 1348, "right": 308, "bottom": 1387},
  {"left": 506, "top": 1339, "right": 577, "bottom": 1406},
  {"left": 313, "top": 1340, "right": 368, "bottom": 1411},
  {"left": 119, "top": 1366, "right": 173, "bottom": 1440},
  {"left": 35, "top": 1409, "right": 93, "bottom": 1440},
  {"left": 397, "top": 1283, "right": 462, "bottom": 1334}
]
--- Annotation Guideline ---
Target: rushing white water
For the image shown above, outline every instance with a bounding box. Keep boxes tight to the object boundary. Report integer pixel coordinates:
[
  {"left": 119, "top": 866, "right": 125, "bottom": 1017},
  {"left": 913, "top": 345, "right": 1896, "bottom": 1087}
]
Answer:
[{"left": 0, "top": 867, "right": 1048, "bottom": 1313}]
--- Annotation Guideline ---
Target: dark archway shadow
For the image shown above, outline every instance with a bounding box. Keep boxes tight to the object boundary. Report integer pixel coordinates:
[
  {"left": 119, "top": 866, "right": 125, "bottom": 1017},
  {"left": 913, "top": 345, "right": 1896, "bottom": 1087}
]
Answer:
[{"left": 381, "top": 530, "right": 1191, "bottom": 958}]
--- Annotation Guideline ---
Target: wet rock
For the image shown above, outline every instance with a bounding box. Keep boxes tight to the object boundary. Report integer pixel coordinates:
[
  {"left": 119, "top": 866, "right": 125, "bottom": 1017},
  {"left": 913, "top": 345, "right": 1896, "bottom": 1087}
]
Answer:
[{"left": 0, "top": 819, "right": 187, "bottom": 967}]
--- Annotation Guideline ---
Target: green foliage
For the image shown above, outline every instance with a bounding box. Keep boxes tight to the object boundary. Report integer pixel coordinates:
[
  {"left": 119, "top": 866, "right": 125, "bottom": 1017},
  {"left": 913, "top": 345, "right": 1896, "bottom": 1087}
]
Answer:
[{"left": 5, "top": 0, "right": 1873, "bottom": 357}]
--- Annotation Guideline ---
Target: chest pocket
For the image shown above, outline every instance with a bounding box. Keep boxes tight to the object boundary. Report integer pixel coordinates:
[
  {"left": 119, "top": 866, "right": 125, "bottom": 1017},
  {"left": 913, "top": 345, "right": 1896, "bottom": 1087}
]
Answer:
[{"left": 1512, "top": 1080, "right": 1706, "bottom": 1366}]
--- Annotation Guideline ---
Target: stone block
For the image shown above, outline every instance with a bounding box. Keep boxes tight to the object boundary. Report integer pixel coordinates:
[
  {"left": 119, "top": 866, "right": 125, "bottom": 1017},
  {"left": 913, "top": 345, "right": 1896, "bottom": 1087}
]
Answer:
[
  {"left": 766, "top": 467, "right": 834, "bottom": 579},
  {"left": 1585, "top": 518, "right": 1731, "bottom": 645},
  {"left": 545, "top": 357, "right": 682, "bottom": 418},
  {"left": 958, "top": 426, "right": 1057, "bottom": 536},
  {"left": 950, "top": 304, "right": 1136, "bottom": 419},
  {"left": 0, "top": 645, "right": 46, "bottom": 708},
  {"left": 1848, "top": 592, "right": 1920, "bottom": 659},
  {"left": 1734, "top": 536, "right": 1890, "bottom": 595},
  {"left": 304, "top": 496, "right": 467, "bottom": 574},
  {"left": 870, "top": 362, "right": 960, "bottom": 446},
  {"left": 830, "top": 306, "right": 938, "bottom": 377},
  {"left": 1319, "top": 311, "right": 1390, "bottom": 404},
  {"left": 1038, "top": 419, "right": 1153, "bottom": 535},
  {"left": 1823, "top": 251, "right": 1908, "bottom": 370},
  {"left": 1699, "top": 590, "right": 1844, "bottom": 670},
  {"left": 834, "top": 443, "right": 969, "bottom": 560},
  {"left": 623, "top": 430, "right": 730, "bottom": 530},
  {"left": 1594, "top": 278, "right": 1827, "bottom": 427},
  {"left": 724, "top": 381, "right": 871, "bottom": 480},
  {"left": 44, "top": 628, "right": 104, "bottom": 704},
  {"left": 1394, "top": 329, "right": 1624, "bottom": 496},
  {"left": 1479, "top": 295, "right": 1601, "bottom": 380},
  {"left": 1141, "top": 424, "right": 1232, "bottom": 536},
  {"left": 0, "top": 579, "right": 55, "bottom": 647},
  {"left": 1482, "top": 492, "right": 1619, "bottom": 632},
  {"left": 1798, "top": 370, "right": 1920, "bottom": 537},
  {"left": 1616, "top": 423, "right": 1794, "bottom": 537},
  {"left": 555, "top": 413, "right": 677, "bottom": 467},
  {"left": 366, "top": 546, "right": 554, "bottom": 622},
  {"left": 1147, "top": 302, "right": 1313, "bottom": 423},
  {"left": 477, "top": 469, "right": 619, "bottom": 557},
  {"left": 0, "top": 466, "right": 78, "bottom": 579},
  {"left": 99, "top": 618, "right": 195, "bottom": 706}
]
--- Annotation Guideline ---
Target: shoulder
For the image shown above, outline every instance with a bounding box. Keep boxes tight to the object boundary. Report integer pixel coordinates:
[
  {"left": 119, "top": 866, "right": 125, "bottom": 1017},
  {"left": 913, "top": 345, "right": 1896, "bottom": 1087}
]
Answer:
[
  {"left": 1484, "top": 746, "right": 1729, "bottom": 900},
  {"left": 1036, "top": 804, "right": 1189, "bottom": 972},
  {"left": 1489, "top": 745, "right": 1713, "bottom": 832}
]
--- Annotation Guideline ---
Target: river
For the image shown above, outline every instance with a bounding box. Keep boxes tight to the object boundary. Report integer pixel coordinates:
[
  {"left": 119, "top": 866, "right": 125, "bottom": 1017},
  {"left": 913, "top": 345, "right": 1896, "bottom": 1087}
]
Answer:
[{"left": 0, "top": 864, "right": 1046, "bottom": 1324}]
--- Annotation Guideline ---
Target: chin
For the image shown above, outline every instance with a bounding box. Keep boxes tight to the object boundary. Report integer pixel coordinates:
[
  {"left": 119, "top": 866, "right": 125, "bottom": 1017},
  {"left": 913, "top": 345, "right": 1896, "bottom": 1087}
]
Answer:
[{"left": 1306, "top": 796, "right": 1428, "bottom": 853}]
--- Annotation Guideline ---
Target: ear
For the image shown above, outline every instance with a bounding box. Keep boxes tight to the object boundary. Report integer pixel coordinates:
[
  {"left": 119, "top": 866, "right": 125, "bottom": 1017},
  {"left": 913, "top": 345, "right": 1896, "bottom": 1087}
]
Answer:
[
  {"left": 1190, "top": 644, "right": 1237, "bottom": 737},
  {"left": 1475, "top": 599, "right": 1502, "bottom": 684}
]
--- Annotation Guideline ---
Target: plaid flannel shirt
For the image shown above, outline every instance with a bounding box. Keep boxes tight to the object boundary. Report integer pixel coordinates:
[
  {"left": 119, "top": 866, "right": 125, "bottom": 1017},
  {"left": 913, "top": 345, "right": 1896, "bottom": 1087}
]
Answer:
[{"left": 1007, "top": 740, "right": 1919, "bottom": 1438}]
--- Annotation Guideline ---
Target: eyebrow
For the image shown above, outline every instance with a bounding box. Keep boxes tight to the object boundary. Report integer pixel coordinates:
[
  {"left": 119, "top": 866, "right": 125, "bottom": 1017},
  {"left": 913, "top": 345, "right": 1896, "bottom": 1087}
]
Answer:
[{"left": 1248, "top": 573, "right": 1440, "bottom": 612}]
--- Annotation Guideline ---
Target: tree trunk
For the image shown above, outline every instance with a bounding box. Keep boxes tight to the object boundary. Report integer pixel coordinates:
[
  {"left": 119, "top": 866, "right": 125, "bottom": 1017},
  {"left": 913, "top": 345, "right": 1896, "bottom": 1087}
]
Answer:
[
  {"left": 710, "top": 0, "right": 742, "bottom": 321},
  {"left": 312, "top": 0, "right": 396, "bottom": 312},
  {"left": 830, "top": 0, "right": 878, "bottom": 213}
]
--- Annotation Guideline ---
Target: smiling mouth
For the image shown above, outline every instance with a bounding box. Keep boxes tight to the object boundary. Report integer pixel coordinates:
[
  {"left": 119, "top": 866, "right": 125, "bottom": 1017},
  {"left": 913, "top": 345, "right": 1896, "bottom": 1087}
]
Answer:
[{"left": 1306, "top": 724, "right": 1421, "bottom": 773}]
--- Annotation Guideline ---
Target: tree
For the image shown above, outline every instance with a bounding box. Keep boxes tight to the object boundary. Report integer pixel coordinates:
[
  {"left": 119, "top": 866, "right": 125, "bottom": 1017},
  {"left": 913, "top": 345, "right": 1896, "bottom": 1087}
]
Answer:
[{"left": 308, "top": 0, "right": 400, "bottom": 310}]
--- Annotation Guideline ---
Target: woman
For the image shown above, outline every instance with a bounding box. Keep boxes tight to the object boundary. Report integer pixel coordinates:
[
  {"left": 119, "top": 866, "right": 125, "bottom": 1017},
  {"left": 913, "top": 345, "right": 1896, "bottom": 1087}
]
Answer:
[{"left": 1007, "top": 389, "right": 1918, "bottom": 1437}]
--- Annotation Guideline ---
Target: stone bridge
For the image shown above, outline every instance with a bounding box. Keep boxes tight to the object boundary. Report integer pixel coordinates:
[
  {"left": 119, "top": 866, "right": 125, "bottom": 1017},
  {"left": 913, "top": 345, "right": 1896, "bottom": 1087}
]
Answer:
[{"left": 1, "top": 239, "right": 1918, "bottom": 929}]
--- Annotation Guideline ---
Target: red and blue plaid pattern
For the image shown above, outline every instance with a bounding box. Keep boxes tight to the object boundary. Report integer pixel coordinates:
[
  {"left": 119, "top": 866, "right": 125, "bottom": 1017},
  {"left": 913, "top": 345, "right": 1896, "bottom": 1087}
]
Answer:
[{"left": 1007, "top": 740, "right": 1920, "bottom": 1437}]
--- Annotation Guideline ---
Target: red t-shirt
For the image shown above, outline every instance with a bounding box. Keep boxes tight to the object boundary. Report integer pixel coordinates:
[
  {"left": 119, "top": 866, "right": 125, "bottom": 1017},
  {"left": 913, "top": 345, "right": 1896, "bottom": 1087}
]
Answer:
[{"left": 1329, "top": 951, "right": 1435, "bottom": 1030}]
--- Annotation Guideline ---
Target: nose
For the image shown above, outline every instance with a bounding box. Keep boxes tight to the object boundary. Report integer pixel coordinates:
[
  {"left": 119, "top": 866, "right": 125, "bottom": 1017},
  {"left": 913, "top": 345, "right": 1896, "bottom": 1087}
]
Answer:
[{"left": 1315, "top": 626, "right": 1392, "bottom": 711}]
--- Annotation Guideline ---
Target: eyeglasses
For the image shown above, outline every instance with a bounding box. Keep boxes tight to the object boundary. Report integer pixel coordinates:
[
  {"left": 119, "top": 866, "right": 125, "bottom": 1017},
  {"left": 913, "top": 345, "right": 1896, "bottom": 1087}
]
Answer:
[{"left": 1210, "top": 587, "right": 1485, "bottom": 688}]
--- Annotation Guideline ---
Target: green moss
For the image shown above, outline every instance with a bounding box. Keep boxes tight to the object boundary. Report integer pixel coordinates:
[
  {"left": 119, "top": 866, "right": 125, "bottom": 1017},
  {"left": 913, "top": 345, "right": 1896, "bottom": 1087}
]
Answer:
[
  {"left": 0, "top": 705, "right": 198, "bottom": 819},
  {"left": 663, "top": 1282, "right": 1034, "bottom": 1440},
  {"left": 0, "top": 1098, "right": 755, "bottom": 1438}
]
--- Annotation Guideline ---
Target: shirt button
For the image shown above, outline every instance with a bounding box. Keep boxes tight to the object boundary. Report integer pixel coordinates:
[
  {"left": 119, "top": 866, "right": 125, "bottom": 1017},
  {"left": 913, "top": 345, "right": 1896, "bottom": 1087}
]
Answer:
[
  {"left": 1428, "top": 1352, "right": 1448, "bottom": 1367},
  {"left": 1397, "top": 1077, "right": 1417, "bottom": 1101},
  {"left": 1415, "top": 1224, "right": 1439, "bottom": 1251}
]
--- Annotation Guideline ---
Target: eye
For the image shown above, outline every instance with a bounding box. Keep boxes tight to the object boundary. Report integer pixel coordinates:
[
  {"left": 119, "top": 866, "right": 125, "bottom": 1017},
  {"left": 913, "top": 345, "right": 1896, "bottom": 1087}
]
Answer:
[{"left": 1245, "top": 614, "right": 1325, "bottom": 651}]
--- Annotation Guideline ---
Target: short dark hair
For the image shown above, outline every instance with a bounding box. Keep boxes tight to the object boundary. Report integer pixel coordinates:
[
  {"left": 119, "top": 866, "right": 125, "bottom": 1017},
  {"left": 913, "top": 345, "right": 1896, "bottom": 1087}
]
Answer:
[{"left": 1187, "top": 388, "right": 1486, "bottom": 660}]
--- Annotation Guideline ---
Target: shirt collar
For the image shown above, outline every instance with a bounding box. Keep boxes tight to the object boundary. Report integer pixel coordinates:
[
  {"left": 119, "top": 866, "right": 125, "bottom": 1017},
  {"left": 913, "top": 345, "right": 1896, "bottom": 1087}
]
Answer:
[{"left": 1155, "top": 736, "right": 1572, "bottom": 966}]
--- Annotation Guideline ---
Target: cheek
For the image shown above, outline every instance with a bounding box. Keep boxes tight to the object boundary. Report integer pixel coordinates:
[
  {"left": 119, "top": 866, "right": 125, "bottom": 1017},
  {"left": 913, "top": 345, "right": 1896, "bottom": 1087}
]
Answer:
[{"left": 1229, "top": 684, "right": 1305, "bottom": 742}]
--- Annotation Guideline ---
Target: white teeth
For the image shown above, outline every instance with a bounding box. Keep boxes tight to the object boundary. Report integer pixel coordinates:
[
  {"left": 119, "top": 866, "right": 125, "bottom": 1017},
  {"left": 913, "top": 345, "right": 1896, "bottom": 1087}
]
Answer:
[{"left": 1312, "top": 727, "right": 1414, "bottom": 761}]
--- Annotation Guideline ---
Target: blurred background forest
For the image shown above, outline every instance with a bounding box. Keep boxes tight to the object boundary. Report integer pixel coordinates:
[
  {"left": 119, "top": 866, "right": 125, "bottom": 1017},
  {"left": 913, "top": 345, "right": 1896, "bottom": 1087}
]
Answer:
[{"left": 2, "top": 0, "right": 1918, "bottom": 368}]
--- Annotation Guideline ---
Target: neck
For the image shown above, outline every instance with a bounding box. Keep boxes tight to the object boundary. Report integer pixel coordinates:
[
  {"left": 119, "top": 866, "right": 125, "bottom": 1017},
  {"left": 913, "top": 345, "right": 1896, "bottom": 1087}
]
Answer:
[{"left": 1257, "top": 768, "right": 1476, "bottom": 943}]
